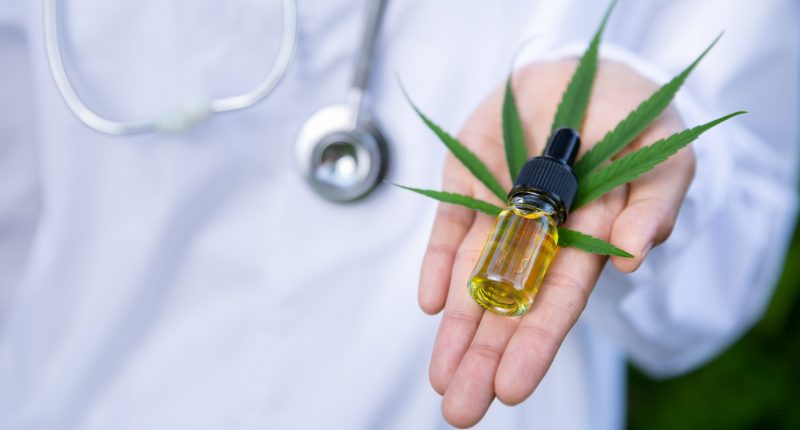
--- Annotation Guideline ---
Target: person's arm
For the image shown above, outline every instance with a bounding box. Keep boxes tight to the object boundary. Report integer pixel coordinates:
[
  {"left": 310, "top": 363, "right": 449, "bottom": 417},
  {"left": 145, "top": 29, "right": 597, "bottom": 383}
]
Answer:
[
  {"left": 0, "top": 0, "right": 24, "bottom": 28},
  {"left": 417, "top": 1, "right": 799, "bottom": 427},
  {"left": 583, "top": 0, "right": 800, "bottom": 377},
  {"left": 419, "top": 57, "right": 691, "bottom": 428},
  {"left": 0, "top": 3, "right": 41, "bottom": 323}
]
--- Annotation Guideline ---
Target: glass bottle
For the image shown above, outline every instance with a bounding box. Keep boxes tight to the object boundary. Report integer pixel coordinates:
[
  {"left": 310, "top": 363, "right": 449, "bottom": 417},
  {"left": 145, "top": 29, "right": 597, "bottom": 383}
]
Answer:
[{"left": 468, "top": 128, "right": 581, "bottom": 317}]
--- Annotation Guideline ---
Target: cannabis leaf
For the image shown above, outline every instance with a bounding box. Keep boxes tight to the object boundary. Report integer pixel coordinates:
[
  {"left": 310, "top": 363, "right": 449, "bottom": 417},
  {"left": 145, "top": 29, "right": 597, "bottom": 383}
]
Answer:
[
  {"left": 550, "top": 0, "right": 618, "bottom": 133},
  {"left": 394, "top": 183, "right": 631, "bottom": 257},
  {"left": 573, "top": 111, "right": 747, "bottom": 208},
  {"left": 574, "top": 33, "right": 723, "bottom": 178},
  {"left": 391, "top": 184, "right": 503, "bottom": 216},
  {"left": 400, "top": 86, "right": 507, "bottom": 202},
  {"left": 394, "top": 0, "right": 744, "bottom": 261},
  {"left": 558, "top": 228, "right": 633, "bottom": 258},
  {"left": 503, "top": 77, "right": 528, "bottom": 181}
]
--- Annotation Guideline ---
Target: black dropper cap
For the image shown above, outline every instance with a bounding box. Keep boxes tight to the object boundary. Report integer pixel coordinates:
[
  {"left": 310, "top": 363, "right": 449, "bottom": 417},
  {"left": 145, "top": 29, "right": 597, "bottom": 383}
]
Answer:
[{"left": 511, "top": 127, "right": 581, "bottom": 211}]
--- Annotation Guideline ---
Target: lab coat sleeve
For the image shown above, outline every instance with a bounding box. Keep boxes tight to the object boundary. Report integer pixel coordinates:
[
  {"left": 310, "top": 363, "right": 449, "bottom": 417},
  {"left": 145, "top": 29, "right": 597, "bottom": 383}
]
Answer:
[
  {"left": 0, "top": 6, "right": 40, "bottom": 323},
  {"left": 0, "top": 0, "right": 24, "bottom": 27},
  {"left": 582, "top": 0, "right": 800, "bottom": 378}
]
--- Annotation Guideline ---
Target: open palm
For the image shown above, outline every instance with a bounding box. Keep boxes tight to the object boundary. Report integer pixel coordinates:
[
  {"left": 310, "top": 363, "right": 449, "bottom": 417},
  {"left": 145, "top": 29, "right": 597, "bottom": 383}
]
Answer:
[{"left": 418, "top": 60, "right": 694, "bottom": 428}]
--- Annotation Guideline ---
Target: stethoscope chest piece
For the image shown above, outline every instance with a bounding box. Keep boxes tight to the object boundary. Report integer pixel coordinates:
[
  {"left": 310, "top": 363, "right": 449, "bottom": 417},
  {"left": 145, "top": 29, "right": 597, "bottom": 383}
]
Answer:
[
  {"left": 296, "top": 104, "right": 389, "bottom": 202},
  {"left": 295, "top": 0, "right": 390, "bottom": 203}
]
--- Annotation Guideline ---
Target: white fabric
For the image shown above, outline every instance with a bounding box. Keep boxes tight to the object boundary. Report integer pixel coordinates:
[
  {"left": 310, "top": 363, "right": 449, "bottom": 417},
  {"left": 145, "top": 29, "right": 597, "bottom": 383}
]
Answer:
[{"left": 0, "top": 0, "right": 797, "bottom": 429}]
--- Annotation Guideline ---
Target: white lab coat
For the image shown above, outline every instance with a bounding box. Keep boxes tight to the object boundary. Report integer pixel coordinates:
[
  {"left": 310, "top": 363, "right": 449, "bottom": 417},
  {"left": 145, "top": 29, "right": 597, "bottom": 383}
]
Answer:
[{"left": 0, "top": 0, "right": 797, "bottom": 429}]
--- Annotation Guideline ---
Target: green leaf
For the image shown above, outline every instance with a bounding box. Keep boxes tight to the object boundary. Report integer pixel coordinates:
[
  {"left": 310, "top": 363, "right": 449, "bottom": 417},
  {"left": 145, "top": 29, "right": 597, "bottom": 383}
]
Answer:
[
  {"left": 502, "top": 77, "right": 528, "bottom": 181},
  {"left": 400, "top": 85, "right": 508, "bottom": 202},
  {"left": 574, "top": 111, "right": 746, "bottom": 208},
  {"left": 574, "top": 33, "right": 723, "bottom": 178},
  {"left": 557, "top": 228, "right": 633, "bottom": 257},
  {"left": 390, "top": 183, "right": 503, "bottom": 216},
  {"left": 550, "top": 0, "right": 618, "bottom": 133},
  {"left": 394, "top": 183, "right": 632, "bottom": 257}
]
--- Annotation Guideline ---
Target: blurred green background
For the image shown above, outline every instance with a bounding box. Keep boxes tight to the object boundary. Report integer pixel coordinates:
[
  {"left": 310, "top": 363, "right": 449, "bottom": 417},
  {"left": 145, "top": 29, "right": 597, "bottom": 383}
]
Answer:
[{"left": 627, "top": 193, "right": 800, "bottom": 429}]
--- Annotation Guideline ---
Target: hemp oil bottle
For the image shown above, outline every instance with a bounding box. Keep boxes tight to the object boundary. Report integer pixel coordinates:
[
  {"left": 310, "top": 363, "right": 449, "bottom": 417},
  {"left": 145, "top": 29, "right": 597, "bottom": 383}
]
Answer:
[{"left": 468, "top": 128, "right": 581, "bottom": 316}]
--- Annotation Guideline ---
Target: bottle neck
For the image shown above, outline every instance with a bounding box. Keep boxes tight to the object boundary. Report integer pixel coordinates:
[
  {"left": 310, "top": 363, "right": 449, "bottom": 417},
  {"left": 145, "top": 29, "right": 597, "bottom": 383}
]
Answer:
[{"left": 507, "top": 188, "right": 568, "bottom": 225}]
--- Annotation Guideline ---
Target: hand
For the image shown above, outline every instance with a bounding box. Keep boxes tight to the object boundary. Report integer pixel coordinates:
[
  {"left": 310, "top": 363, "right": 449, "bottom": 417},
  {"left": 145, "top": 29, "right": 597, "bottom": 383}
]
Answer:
[{"left": 418, "top": 60, "right": 695, "bottom": 428}]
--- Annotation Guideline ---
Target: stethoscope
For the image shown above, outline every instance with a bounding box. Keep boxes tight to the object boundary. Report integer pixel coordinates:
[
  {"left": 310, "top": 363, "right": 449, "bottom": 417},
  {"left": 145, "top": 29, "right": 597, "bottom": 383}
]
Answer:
[{"left": 43, "top": 0, "right": 390, "bottom": 202}]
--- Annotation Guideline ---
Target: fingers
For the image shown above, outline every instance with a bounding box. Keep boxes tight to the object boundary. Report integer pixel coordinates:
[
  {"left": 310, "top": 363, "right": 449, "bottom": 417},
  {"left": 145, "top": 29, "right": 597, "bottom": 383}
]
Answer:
[
  {"left": 418, "top": 116, "right": 507, "bottom": 315},
  {"left": 493, "top": 254, "right": 601, "bottom": 405},
  {"left": 429, "top": 215, "right": 495, "bottom": 394},
  {"left": 610, "top": 142, "right": 696, "bottom": 273},
  {"left": 419, "top": 200, "right": 476, "bottom": 314},
  {"left": 494, "top": 195, "right": 622, "bottom": 405},
  {"left": 441, "top": 313, "right": 518, "bottom": 428}
]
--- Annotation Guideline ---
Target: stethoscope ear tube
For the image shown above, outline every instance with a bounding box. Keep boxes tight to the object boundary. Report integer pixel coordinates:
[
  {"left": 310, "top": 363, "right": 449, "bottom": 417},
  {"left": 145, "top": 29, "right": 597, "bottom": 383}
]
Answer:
[{"left": 43, "top": 0, "right": 298, "bottom": 135}]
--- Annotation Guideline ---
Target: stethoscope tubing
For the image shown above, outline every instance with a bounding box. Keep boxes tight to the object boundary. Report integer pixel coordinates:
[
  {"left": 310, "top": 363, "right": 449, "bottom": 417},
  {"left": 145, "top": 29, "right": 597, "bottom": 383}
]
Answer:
[
  {"left": 44, "top": 0, "right": 391, "bottom": 202},
  {"left": 348, "top": 0, "right": 388, "bottom": 127},
  {"left": 43, "top": 0, "right": 298, "bottom": 135}
]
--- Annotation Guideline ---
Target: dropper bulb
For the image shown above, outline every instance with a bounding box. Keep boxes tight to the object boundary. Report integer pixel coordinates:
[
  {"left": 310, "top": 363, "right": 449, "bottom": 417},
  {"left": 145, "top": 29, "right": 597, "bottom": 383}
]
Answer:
[{"left": 544, "top": 128, "right": 581, "bottom": 166}]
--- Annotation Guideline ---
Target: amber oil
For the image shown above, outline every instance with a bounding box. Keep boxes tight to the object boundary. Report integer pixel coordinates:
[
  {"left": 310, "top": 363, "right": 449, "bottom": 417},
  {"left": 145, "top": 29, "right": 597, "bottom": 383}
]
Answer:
[
  {"left": 467, "top": 127, "right": 581, "bottom": 317},
  {"left": 468, "top": 191, "right": 563, "bottom": 316}
]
